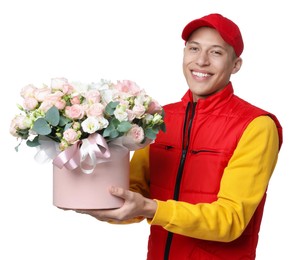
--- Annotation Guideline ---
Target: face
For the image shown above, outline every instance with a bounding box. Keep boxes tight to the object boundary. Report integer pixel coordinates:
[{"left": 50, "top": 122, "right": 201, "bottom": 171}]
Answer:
[{"left": 182, "top": 27, "right": 242, "bottom": 101}]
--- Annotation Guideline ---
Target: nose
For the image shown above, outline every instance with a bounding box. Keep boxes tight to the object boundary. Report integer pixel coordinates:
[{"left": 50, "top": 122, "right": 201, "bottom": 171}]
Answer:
[{"left": 195, "top": 51, "right": 210, "bottom": 66}]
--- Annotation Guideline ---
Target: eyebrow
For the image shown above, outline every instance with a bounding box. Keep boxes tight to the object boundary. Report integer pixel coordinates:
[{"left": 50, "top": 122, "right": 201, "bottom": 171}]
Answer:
[
  {"left": 186, "top": 41, "right": 228, "bottom": 51},
  {"left": 187, "top": 40, "right": 200, "bottom": 45}
]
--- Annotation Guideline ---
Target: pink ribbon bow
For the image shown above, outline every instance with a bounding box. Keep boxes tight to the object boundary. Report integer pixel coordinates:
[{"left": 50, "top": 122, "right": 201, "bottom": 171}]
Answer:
[{"left": 53, "top": 133, "right": 111, "bottom": 174}]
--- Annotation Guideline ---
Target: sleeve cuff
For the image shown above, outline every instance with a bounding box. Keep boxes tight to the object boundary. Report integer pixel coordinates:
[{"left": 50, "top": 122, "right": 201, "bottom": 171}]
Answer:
[{"left": 147, "top": 200, "right": 174, "bottom": 226}]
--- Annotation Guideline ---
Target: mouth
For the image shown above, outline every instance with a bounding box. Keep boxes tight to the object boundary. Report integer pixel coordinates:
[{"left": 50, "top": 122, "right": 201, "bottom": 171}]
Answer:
[{"left": 192, "top": 71, "right": 212, "bottom": 78}]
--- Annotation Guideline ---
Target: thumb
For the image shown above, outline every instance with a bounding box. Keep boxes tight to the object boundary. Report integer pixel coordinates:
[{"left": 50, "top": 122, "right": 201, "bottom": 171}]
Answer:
[{"left": 109, "top": 186, "right": 130, "bottom": 200}]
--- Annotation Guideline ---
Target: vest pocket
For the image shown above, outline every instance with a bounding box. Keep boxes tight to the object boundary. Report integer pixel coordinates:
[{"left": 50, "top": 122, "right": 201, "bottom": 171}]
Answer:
[
  {"left": 150, "top": 143, "right": 182, "bottom": 199},
  {"left": 181, "top": 149, "right": 232, "bottom": 196},
  {"left": 190, "top": 149, "right": 222, "bottom": 155}
]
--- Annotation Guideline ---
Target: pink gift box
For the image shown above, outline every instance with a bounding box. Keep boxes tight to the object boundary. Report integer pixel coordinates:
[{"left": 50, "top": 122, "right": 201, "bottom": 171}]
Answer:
[{"left": 53, "top": 145, "right": 130, "bottom": 209}]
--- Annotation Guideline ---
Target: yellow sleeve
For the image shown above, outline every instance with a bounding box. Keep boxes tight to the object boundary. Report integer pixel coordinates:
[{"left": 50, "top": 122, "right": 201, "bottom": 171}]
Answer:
[
  {"left": 150, "top": 116, "right": 280, "bottom": 242},
  {"left": 129, "top": 145, "right": 151, "bottom": 198},
  {"left": 108, "top": 146, "right": 151, "bottom": 225}
]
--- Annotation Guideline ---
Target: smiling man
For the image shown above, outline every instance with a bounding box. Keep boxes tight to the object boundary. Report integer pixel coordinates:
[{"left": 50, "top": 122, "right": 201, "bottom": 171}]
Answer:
[
  {"left": 76, "top": 13, "right": 283, "bottom": 260},
  {"left": 182, "top": 25, "right": 242, "bottom": 100}
]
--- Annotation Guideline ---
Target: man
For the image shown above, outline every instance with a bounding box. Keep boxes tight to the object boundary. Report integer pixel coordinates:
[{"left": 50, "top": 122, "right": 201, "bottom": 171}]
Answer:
[{"left": 77, "top": 13, "right": 283, "bottom": 259}]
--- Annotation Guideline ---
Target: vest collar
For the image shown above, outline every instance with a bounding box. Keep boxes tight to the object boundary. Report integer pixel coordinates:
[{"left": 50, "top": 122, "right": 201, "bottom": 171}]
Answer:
[{"left": 181, "top": 82, "right": 234, "bottom": 112}]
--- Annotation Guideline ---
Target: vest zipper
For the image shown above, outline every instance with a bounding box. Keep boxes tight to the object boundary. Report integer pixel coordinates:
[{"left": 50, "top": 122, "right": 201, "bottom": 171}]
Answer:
[{"left": 163, "top": 102, "right": 197, "bottom": 260}]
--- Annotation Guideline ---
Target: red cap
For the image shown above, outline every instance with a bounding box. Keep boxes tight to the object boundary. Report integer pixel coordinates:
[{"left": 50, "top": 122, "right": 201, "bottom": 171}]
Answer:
[{"left": 181, "top": 13, "right": 244, "bottom": 57}]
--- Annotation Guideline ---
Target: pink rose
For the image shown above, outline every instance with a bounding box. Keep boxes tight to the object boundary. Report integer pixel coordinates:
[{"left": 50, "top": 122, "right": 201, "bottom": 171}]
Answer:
[
  {"left": 126, "top": 124, "right": 144, "bottom": 143},
  {"left": 39, "top": 101, "right": 53, "bottom": 112},
  {"left": 23, "top": 97, "right": 38, "bottom": 110},
  {"left": 132, "top": 104, "right": 146, "bottom": 118},
  {"left": 86, "top": 103, "right": 104, "bottom": 117},
  {"left": 10, "top": 115, "right": 32, "bottom": 136},
  {"left": 121, "top": 124, "right": 153, "bottom": 150},
  {"left": 70, "top": 95, "right": 81, "bottom": 105},
  {"left": 54, "top": 98, "right": 66, "bottom": 110},
  {"left": 65, "top": 104, "right": 85, "bottom": 119},
  {"left": 34, "top": 86, "right": 51, "bottom": 102},
  {"left": 147, "top": 99, "right": 163, "bottom": 114},
  {"left": 20, "top": 84, "right": 37, "bottom": 98},
  {"left": 39, "top": 92, "right": 66, "bottom": 112},
  {"left": 63, "top": 128, "right": 80, "bottom": 144},
  {"left": 51, "top": 78, "right": 74, "bottom": 94},
  {"left": 126, "top": 109, "right": 136, "bottom": 121},
  {"left": 61, "top": 83, "right": 74, "bottom": 94},
  {"left": 114, "top": 80, "right": 141, "bottom": 95},
  {"left": 85, "top": 89, "right": 101, "bottom": 104}
]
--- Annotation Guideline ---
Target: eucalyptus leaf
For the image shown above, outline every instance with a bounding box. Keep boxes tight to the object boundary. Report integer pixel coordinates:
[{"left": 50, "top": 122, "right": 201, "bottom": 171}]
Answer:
[
  {"left": 59, "top": 115, "right": 70, "bottom": 126},
  {"left": 33, "top": 118, "right": 52, "bottom": 135},
  {"left": 105, "top": 101, "right": 119, "bottom": 116},
  {"left": 110, "top": 118, "right": 120, "bottom": 128},
  {"left": 145, "top": 128, "right": 157, "bottom": 140},
  {"left": 16, "top": 129, "right": 29, "bottom": 139},
  {"left": 109, "top": 129, "right": 120, "bottom": 139},
  {"left": 103, "top": 121, "right": 121, "bottom": 139},
  {"left": 45, "top": 106, "right": 60, "bottom": 126},
  {"left": 14, "top": 143, "right": 21, "bottom": 152},
  {"left": 26, "top": 136, "right": 40, "bottom": 147},
  {"left": 117, "top": 121, "right": 132, "bottom": 133},
  {"left": 64, "top": 122, "right": 72, "bottom": 131},
  {"left": 103, "top": 124, "right": 115, "bottom": 138}
]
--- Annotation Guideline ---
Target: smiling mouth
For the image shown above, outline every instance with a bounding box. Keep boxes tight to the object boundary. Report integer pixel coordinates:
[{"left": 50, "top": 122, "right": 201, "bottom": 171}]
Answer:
[{"left": 192, "top": 71, "right": 211, "bottom": 78}]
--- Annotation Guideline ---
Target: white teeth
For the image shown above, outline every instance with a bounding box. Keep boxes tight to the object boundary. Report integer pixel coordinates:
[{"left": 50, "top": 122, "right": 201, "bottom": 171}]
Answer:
[{"left": 192, "top": 71, "right": 209, "bottom": 78}]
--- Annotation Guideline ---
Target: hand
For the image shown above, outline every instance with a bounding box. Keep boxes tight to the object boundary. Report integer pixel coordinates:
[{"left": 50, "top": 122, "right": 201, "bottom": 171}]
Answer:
[{"left": 75, "top": 186, "right": 157, "bottom": 223}]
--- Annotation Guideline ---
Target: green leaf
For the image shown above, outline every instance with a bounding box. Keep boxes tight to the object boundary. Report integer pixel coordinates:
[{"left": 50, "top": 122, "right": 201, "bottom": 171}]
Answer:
[
  {"left": 103, "top": 128, "right": 119, "bottom": 139},
  {"left": 26, "top": 136, "right": 40, "bottom": 147},
  {"left": 64, "top": 122, "right": 72, "bottom": 131},
  {"left": 105, "top": 101, "right": 119, "bottom": 116},
  {"left": 110, "top": 101, "right": 120, "bottom": 108},
  {"left": 117, "top": 121, "right": 132, "bottom": 133},
  {"left": 104, "top": 118, "right": 120, "bottom": 133},
  {"left": 59, "top": 115, "right": 70, "bottom": 126},
  {"left": 109, "top": 129, "right": 120, "bottom": 139},
  {"left": 16, "top": 129, "right": 29, "bottom": 139},
  {"left": 103, "top": 124, "right": 115, "bottom": 138},
  {"left": 32, "top": 118, "right": 52, "bottom": 135},
  {"left": 45, "top": 106, "right": 60, "bottom": 126},
  {"left": 103, "top": 122, "right": 121, "bottom": 139},
  {"left": 145, "top": 128, "right": 157, "bottom": 140},
  {"left": 14, "top": 143, "right": 21, "bottom": 152},
  {"left": 111, "top": 118, "right": 120, "bottom": 127}
]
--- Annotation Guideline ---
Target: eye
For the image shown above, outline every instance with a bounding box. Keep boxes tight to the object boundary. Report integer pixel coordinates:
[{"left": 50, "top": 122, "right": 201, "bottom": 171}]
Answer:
[
  {"left": 190, "top": 47, "right": 198, "bottom": 51},
  {"left": 211, "top": 49, "right": 223, "bottom": 56},
  {"left": 186, "top": 45, "right": 199, "bottom": 53}
]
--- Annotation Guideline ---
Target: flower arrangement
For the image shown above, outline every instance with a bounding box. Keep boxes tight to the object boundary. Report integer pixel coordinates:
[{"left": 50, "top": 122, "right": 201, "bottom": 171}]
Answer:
[{"left": 10, "top": 77, "right": 165, "bottom": 167}]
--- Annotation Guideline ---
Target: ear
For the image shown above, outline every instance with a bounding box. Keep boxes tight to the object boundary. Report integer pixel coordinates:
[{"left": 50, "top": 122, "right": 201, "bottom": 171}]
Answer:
[{"left": 231, "top": 57, "right": 243, "bottom": 74}]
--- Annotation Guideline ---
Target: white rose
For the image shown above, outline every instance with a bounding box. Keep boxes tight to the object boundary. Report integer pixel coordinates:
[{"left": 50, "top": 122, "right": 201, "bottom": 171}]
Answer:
[
  {"left": 81, "top": 117, "right": 100, "bottom": 134},
  {"left": 114, "top": 105, "right": 128, "bottom": 122}
]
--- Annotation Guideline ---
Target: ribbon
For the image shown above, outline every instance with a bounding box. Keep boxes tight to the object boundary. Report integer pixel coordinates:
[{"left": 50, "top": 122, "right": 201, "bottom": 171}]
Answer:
[
  {"left": 34, "top": 136, "right": 60, "bottom": 163},
  {"left": 53, "top": 133, "right": 111, "bottom": 174}
]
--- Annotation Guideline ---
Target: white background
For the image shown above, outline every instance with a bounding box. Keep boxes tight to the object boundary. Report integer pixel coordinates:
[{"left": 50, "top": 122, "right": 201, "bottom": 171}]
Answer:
[{"left": 0, "top": 0, "right": 293, "bottom": 259}]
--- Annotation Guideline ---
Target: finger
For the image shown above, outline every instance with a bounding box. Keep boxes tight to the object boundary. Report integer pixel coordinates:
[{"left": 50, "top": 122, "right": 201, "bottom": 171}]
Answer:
[
  {"left": 75, "top": 210, "right": 90, "bottom": 215},
  {"left": 75, "top": 210, "right": 108, "bottom": 221},
  {"left": 109, "top": 186, "right": 130, "bottom": 200}
]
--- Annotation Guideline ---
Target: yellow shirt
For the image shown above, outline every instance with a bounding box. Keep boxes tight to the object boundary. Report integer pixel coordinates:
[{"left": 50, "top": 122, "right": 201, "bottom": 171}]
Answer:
[{"left": 129, "top": 116, "right": 279, "bottom": 242}]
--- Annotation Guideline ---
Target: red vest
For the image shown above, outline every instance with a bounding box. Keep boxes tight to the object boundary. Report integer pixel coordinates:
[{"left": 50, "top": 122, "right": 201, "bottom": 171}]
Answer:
[{"left": 148, "top": 83, "right": 282, "bottom": 260}]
